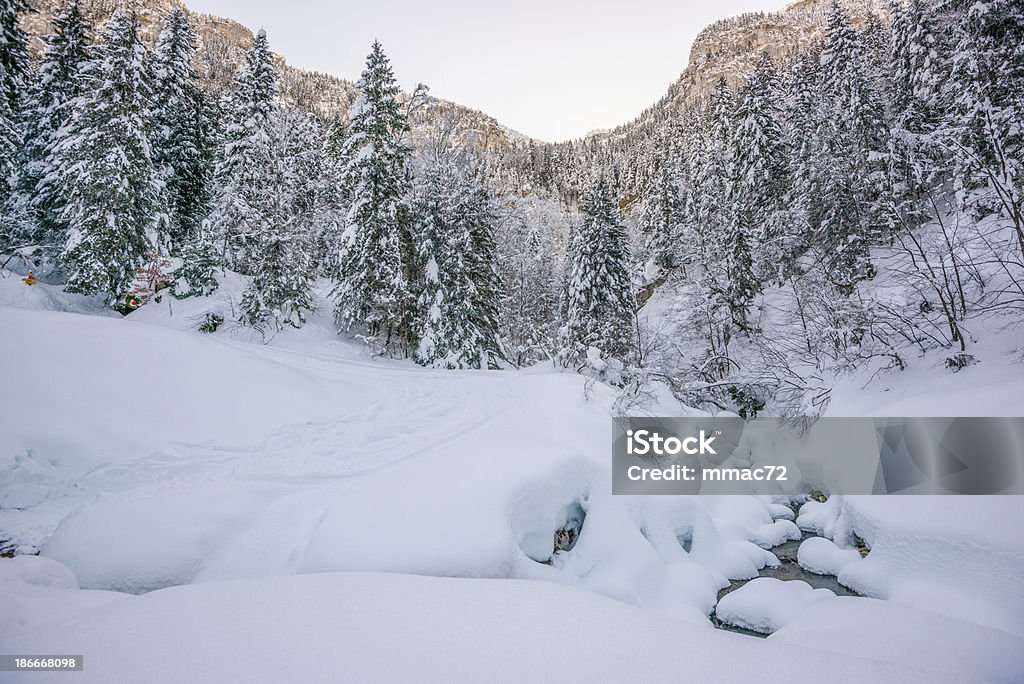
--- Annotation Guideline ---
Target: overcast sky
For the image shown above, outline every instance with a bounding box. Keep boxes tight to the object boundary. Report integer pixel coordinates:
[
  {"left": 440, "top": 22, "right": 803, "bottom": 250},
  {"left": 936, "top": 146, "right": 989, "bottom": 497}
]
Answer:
[{"left": 185, "top": 0, "right": 784, "bottom": 142}]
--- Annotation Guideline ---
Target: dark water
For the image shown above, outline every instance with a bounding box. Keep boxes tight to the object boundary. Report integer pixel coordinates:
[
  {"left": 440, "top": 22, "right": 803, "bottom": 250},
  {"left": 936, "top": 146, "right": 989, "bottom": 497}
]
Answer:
[{"left": 709, "top": 516, "right": 861, "bottom": 637}]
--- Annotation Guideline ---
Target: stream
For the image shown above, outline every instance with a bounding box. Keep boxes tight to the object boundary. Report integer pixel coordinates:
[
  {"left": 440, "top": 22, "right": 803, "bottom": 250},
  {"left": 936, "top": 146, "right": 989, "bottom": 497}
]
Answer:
[{"left": 710, "top": 511, "right": 862, "bottom": 637}]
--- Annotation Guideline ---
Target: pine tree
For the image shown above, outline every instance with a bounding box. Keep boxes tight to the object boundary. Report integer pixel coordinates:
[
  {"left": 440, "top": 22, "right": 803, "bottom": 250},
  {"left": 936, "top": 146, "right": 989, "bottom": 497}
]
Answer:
[
  {"left": 563, "top": 177, "right": 634, "bottom": 365},
  {"left": 239, "top": 108, "right": 320, "bottom": 331},
  {"left": 0, "top": 0, "right": 27, "bottom": 111},
  {"left": 149, "top": 7, "right": 210, "bottom": 252},
  {"left": 15, "top": 0, "right": 90, "bottom": 248},
  {"left": 52, "top": 10, "right": 166, "bottom": 301},
  {"left": 947, "top": 0, "right": 1024, "bottom": 262},
  {"left": 0, "top": 0, "right": 28, "bottom": 211},
  {"left": 722, "top": 217, "right": 758, "bottom": 332},
  {"left": 172, "top": 219, "right": 219, "bottom": 298},
  {"left": 810, "top": 0, "right": 882, "bottom": 293},
  {"left": 731, "top": 54, "right": 789, "bottom": 237},
  {"left": 209, "top": 29, "right": 277, "bottom": 273},
  {"left": 414, "top": 161, "right": 503, "bottom": 369},
  {"left": 638, "top": 155, "right": 682, "bottom": 270},
  {"left": 315, "top": 114, "right": 350, "bottom": 277},
  {"left": 888, "top": 0, "right": 949, "bottom": 228},
  {"left": 732, "top": 54, "right": 794, "bottom": 284},
  {"left": 332, "top": 41, "right": 419, "bottom": 354}
]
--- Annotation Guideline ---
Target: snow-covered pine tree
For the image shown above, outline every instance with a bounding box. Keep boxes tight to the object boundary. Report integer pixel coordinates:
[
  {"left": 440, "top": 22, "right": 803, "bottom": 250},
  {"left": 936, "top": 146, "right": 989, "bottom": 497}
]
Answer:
[
  {"left": 887, "top": 0, "right": 949, "bottom": 230},
  {"left": 172, "top": 219, "right": 219, "bottom": 298},
  {"left": 810, "top": 0, "right": 883, "bottom": 293},
  {"left": 414, "top": 161, "right": 503, "bottom": 369},
  {"left": 315, "top": 114, "right": 350, "bottom": 278},
  {"left": 15, "top": 0, "right": 89, "bottom": 249},
  {"left": 52, "top": 10, "right": 167, "bottom": 302},
  {"left": 0, "top": 0, "right": 26, "bottom": 111},
  {"left": 563, "top": 176, "right": 634, "bottom": 366},
  {"left": 730, "top": 53, "right": 790, "bottom": 273},
  {"left": 208, "top": 28, "right": 277, "bottom": 273},
  {"left": 722, "top": 215, "right": 758, "bottom": 332},
  {"left": 947, "top": 0, "right": 1024, "bottom": 264},
  {"left": 332, "top": 41, "right": 419, "bottom": 354},
  {"left": 638, "top": 153, "right": 683, "bottom": 271},
  {"left": 496, "top": 195, "right": 564, "bottom": 367},
  {"left": 0, "top": 0, "right": 28, "bottom": 210},
  {"left": 149, "top": 7, "right": 211, "bottom": 253},
  {"left": 239, "top": 108, "right": 320, "bottom": 331}
]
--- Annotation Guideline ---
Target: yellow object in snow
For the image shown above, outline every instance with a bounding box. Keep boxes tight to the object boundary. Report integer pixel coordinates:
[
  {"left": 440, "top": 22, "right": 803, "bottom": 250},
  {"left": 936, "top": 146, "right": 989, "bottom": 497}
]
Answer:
[{"left": 22, "top": 271, "right": 36, "bottom": 286}]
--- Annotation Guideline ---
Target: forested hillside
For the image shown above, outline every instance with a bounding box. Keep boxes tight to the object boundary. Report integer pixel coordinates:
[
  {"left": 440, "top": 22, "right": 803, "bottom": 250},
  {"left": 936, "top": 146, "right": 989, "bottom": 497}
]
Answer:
[{"left": 0, "top": 0, "right": 1020, "bottom": 416}]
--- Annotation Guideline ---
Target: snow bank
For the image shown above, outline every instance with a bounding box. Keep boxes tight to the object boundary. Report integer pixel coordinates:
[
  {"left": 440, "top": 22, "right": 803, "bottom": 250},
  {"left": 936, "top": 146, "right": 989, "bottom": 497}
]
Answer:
[
  {"left": 0, "top": 555, "right": 78, "bottom": 590},
  {"left": 772, "top": 597, "right": 1024, "bottom": 683},
  {"left": 798, "top": 495, "right": 1024, "bottom": 637},
  {"left": 0, "top": 572, "right": 962, "bottom": 683},
  {"left": 715, "top": 577, "right": 835, "bottom": 634}
]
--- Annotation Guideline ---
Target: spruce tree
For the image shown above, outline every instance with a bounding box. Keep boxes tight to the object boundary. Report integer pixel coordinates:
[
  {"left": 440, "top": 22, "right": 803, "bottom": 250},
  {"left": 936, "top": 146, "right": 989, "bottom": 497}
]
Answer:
[
  {"left": 722, "top": 217, "right": 758, "bottom": 332},
  {"left": 563, "top": 177, "right": 634, "bottom": 365},
  {"left": 810, "top": 0, "right": 882, "bottom": 293},
  {"left": 638, "top": 156, "right": 682, "bottom": 270},
  {"left": 731, "top": 53, "right": 790, "bottom": 283},
  {"left": 208, "top": 29, "right": 277, "bottom": 273},
  {"left": 149, "top": 7, "right": 210, "bottom": 252},
  {"left": 888, "top": 0, "right": 948, "bottom": 228},
  {"left": 52, "top": 10, "right": 166, "bottom": 301},
  {"left": 239, "top": 108, "right": 319, "bottom": 331},
  {"left": 0, "top": 0, "right": 27, "bottom": 111},
  {"left": 332, "top": 41, "right": 418, "bottom": 354},
  {"left": 0, "top": 0, "right": 28, "bottom": 211},
  {"left": 316, "top": 114, "right": 350, "bottom": 277},
  {"left": 414, "top": 161, "right": 503, "bottom": 369},
  {"left": 172, "top": 219, "right": 219, "bottom": 298},
  {"left": 16, "top": 0, "right": 90, "bottom": 248},
  {"left": 948, "top": 0, "right": 1023, "bottom": 262}
]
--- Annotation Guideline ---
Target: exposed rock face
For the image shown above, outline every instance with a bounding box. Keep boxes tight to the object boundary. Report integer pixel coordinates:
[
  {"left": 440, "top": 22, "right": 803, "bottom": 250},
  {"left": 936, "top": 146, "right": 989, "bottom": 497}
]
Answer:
[{"left": 585, "top": 0, "right": 899, "bottom": 145}]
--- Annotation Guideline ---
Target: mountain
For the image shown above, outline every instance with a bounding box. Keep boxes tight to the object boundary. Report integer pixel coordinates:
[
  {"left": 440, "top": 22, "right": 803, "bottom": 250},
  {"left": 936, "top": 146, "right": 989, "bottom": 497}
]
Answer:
[
  {"left": 589, "top": 0, "right": 894, "bottom": 144},
  {"left": 21, "top": 0, "right": 527, "bottom": 153}
]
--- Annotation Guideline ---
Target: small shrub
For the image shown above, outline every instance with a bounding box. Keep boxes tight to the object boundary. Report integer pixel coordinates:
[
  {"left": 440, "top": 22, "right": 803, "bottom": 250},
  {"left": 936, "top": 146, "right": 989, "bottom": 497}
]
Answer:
[
  {"left": 197, "top": 312, "right": 224, "bottom": 334},
  {"left": 945, "top": 352, "right": 976, "bottom": 372}
]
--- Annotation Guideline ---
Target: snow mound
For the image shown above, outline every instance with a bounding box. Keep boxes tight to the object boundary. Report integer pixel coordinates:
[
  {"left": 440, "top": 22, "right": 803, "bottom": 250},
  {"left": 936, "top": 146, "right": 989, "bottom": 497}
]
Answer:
[
  {"left": 797, "top": 536, "right": 862, "bottom": 576},
  {"left": 0, "top": 572, "right": 963, "bottom": 683},
  {"left": 716, "top": 577, "right": 835, "bottom": 634},
  {"left": 834, "top": 497, "right": 1024, "bottom": 637},
  {"left": 772, "top": 597, "right": 1024, "bottom": 683},
  {"left": 0, "top": 555, "right": 78, "bottom": 590}
]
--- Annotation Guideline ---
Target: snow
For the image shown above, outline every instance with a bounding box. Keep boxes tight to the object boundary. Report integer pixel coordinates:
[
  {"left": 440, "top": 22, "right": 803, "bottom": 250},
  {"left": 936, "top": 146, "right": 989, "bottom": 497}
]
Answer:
[
  {"left": 2, "top": 270, "right": 1023, "bottom": 680},
  {"left": 797, "top": 536, "right": 862, "bottom": 575},
  {"left": 715, "top": 577, "right": 835, "bottom": 634},
  {"left": 0, "top": 572, "right": 966, "bottom": 684},
  {"left": 0, "top": 555, "right": 78, "bottom": 590},
  {"left": 835, "top": 497, "right": 1024, "bottom": 637},
  {"left": 772, "top": 597, "right": 1024, "bottom": 684}
]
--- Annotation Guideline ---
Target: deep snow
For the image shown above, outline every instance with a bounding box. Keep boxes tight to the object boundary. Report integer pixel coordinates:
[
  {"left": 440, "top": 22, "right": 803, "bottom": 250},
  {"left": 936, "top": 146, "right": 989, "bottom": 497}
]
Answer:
[{"left": 1, "top": 269, "right": 1023, "bottom": 681}]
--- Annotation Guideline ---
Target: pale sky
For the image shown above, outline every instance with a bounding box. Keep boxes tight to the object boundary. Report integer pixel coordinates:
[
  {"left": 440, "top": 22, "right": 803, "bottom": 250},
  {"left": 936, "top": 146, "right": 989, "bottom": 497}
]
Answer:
[{"left": 185, "top": 0, "right": 784, "bottom": 142}]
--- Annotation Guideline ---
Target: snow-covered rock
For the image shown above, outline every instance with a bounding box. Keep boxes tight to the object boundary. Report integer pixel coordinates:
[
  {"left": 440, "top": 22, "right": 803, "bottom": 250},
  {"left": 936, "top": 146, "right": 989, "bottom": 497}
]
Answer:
[
  {"left": 797, "top": 536, "right": 862, "bottom": 576},
  {"left": 716, "top": 577, "right": 835, "bottom": 634}
]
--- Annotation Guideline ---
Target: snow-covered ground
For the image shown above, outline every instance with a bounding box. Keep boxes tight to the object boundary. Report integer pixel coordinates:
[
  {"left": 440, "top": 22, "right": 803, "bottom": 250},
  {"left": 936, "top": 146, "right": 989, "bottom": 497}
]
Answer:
[{"left": 1, "top": 269, "right": 1022, "bottom": 682}]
